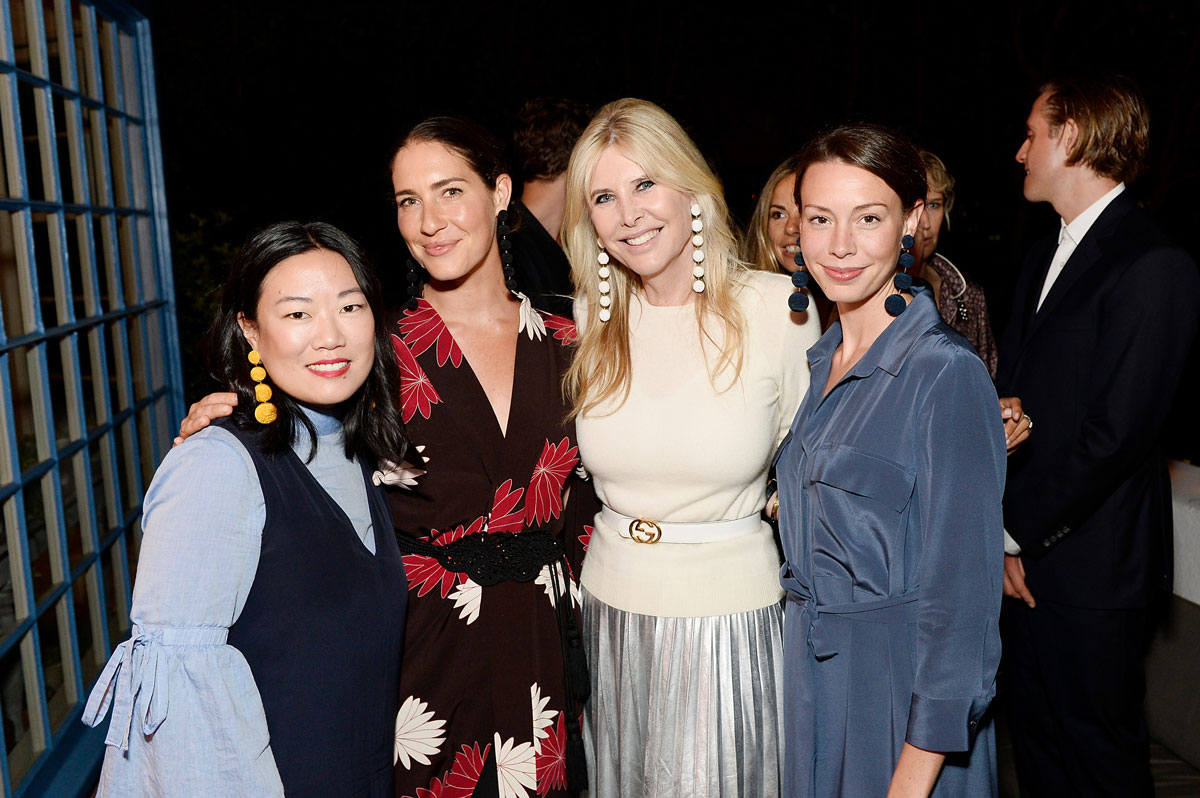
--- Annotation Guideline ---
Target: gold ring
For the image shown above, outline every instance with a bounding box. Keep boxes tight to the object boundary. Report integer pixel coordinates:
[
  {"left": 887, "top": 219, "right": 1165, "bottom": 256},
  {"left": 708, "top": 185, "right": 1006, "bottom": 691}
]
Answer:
[{"left": 628, "top": 518, "right": 662, "bottom": 544}]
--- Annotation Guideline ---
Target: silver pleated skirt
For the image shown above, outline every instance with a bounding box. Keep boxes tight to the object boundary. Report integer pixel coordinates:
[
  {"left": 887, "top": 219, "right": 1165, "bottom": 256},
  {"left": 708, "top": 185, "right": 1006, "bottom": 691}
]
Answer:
[{"left": 582, "top": 590, "right": 785, "bottom": 798}]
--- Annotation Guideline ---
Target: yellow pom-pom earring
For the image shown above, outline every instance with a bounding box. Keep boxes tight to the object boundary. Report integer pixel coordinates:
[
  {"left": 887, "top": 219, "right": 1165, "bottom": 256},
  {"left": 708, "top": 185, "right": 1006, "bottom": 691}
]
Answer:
[{"left": 247, "top": 350, "right": 277, "bottom": 424}]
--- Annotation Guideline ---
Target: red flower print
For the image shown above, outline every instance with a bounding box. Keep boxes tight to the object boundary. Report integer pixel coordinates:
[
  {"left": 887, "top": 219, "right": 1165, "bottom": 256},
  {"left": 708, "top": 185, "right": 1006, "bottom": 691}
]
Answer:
[
  {"left": 535, "top": 713, "right": 567, "bottom": 795},
  {"left": 578, "top": 525, "right": 592, "bottom": 553},
  {"left": 409, "top": 777, "right": 445, "bottom": 798},
  {"left": 488, "top": 479, "right": 526, "bottom": 534},
  {"left": 403, "top": 516, "right": 485, "bottom": 598},
  {"left": 393, "top": 334, "right": 441, "bottom": 423},
  {"left": 444, "top": 742, "right": 491, "bottom": 797},
  {"left": 403, "top": 553, "right": 466, "bottom": 599},
  {"left": 432, "top": 516, "right": 486, "bottom": 546},
  {"left": 542, "top": 313, "right": 577, "bottom": 345},
  {"left": 400, "top": 300, "right": 464, "bottom": 367},
  {"left": 525, "top": 438, "right": 580, "bottom": 526}
]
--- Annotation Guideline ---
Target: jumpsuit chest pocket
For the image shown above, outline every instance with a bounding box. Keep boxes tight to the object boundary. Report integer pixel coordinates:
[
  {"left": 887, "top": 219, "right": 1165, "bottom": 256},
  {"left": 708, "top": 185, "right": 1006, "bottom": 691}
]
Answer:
[{"left": 808, "top": 444, "right": 916, "bottom": 513}]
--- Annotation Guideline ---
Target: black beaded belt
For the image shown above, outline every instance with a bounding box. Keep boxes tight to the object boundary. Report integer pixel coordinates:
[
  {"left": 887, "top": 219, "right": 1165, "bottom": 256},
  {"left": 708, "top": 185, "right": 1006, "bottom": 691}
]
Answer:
[{"left": 395, "top": 529, "right": 564, "bottom": 586}]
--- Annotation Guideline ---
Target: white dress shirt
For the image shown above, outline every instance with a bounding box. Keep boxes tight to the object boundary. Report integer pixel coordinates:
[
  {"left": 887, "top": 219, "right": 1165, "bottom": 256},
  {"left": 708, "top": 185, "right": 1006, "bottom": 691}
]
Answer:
[{"left": 1035, "top": 182, "right": 1126, "bottom": 310}]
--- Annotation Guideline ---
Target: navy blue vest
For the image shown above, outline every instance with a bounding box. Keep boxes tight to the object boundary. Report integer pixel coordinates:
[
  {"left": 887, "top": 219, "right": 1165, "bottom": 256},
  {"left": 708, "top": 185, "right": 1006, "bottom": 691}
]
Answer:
[{"left": 223, "top": 421, "right": 407, "bottom": 797}]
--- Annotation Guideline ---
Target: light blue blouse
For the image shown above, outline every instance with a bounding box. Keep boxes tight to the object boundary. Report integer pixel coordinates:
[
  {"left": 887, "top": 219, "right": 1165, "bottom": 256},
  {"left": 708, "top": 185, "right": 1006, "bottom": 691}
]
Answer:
[{"left": 82, "top": 408, "right": 374, "bottom": 796}]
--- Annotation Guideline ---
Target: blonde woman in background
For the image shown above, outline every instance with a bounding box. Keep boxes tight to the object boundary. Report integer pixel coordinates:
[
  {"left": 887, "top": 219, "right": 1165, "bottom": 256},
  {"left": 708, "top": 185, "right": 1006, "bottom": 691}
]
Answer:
[
  {"left": 745, "top": 155, "right": 833, "bottom": 327},
  {"left": 743, "top": 155, "right": 804, "bottom": 273},
  {"left": 561, "top": 98, "right": 821, "bottom": 797}
]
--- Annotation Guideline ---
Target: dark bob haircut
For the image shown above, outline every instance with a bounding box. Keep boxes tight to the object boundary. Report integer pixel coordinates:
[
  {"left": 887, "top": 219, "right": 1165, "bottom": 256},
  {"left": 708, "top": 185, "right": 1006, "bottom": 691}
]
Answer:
[
  {"left": 203, "top": 221, "right": 407, "bottom": 464},
  {"left": 792, "top": 123, "right": 927, "bottom": 214}
]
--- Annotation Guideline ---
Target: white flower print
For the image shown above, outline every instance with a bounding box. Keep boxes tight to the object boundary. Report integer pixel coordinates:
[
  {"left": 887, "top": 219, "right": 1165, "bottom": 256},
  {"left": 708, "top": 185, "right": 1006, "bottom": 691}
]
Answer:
[
  {"left": 449, "top": 577, "right": 482, "bottom": 625},
  {"left": 393, "top": 695, "right": 446, "bottom": 768},
  {"left": 530, "top": 682, "right": 557, "bottom": 755},
  {"left": 516, "top": 292, "right": 547, "bottom": 341},
  {"left": 493, "top": 733, "right": 537, "bottom": 798},
  {"left": 534, "top": 563, "right": 579, "bottom": 610},
  {"left": 373, "top": 445, "right": 428, "bottom": 488}
]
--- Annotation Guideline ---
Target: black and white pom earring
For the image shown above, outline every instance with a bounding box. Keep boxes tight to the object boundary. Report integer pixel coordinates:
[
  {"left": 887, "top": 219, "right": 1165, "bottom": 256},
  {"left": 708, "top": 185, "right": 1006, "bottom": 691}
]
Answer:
[
  {"left": 788, "top": 236, "right": 811, "bottom": 312},
  {"left": 884, "top": 234, "right": 916, "bottom": 317},
  {"left": 498, "top": 209, "right": 518, "bottom": 292}
]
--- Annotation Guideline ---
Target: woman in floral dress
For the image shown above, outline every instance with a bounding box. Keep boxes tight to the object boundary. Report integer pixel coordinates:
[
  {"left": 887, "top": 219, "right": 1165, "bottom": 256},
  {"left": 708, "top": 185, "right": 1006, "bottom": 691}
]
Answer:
[{"left": 382, "top": 117, "right": 592, "bottom": 798}]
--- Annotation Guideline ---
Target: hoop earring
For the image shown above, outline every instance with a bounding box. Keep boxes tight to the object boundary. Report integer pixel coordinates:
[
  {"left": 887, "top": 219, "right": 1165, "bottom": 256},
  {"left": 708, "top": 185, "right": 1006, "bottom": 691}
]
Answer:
[
  {"left": 787, "top": 238, "right": 811, "bottom": 312},
  {"left": 405, "top": 258, "right": 422, "bottom": 312},
  {"left": 885, "top": 234, "right": 916, "bottom": 317},
  {"left": 596, "top": 240, "right": 612, "bottom": 322},
  {"left": 248, "top": 350, "right": 277, "bottom": 424},
  {"left": 690, "top": 203, "right": 706, "bottom": 293},
  {"left": 498, "top": 208, "right": 518, "bottom": 292}
]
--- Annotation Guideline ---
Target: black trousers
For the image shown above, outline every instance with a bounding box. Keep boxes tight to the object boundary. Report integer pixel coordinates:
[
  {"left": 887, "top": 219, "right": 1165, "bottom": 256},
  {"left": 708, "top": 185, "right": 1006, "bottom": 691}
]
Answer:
[{"left": 1000, "top": 597, "right": 1154, "bottom": 797}]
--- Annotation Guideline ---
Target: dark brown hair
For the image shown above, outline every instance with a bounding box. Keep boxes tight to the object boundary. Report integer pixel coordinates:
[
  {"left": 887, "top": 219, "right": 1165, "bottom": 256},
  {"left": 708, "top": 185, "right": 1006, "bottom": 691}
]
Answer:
[
  {"left": 1038, "top": 74, "right": 1149, "bottom": 183},
  {"left": 512, "top": 97, "right": 593, "bottom": 182},
  {"left": 390, "top": 116, "right": 511, "bottom": 190},
  {"left": 792, "top": 123, "right": 927, "bottom": 211}
]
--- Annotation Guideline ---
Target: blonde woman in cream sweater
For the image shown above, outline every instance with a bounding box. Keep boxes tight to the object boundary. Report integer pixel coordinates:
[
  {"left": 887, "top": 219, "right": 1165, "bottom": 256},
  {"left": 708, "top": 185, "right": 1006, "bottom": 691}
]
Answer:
[{"left": 562, "top": 99, "right": 820, "bottom": 798}]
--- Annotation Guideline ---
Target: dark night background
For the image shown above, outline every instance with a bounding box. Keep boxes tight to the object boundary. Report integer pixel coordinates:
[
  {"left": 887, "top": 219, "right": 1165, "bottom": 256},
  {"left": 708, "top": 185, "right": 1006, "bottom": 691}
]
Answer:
[{"left": 146, "top": 1, "right": 1200, "bottom": 457}]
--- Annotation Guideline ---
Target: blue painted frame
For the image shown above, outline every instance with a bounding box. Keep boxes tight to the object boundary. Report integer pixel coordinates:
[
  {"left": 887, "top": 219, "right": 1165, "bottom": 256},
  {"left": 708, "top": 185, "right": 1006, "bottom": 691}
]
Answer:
[{"left": 0, "top": 1, "right": 180, "bottom": 795}]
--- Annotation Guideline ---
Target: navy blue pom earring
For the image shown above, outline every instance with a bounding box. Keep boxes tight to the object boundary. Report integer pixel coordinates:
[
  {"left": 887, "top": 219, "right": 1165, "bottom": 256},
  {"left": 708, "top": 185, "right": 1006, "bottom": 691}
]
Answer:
[
  {"left": 787, "top": 236, "right": 811, "bottom": 312},
  {"left": 884, "top": 234, "right": 916, "bottom": 317},
  {"left": 498, "top": 209, "right": 517, "bottom": 292}
]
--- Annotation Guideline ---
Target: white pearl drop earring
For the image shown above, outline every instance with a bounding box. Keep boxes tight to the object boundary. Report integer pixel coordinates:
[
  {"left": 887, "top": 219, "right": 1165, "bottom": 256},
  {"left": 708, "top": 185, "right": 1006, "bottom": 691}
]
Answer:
[{"left": 596, "top": 241, "right": 612, "bottom": 322}]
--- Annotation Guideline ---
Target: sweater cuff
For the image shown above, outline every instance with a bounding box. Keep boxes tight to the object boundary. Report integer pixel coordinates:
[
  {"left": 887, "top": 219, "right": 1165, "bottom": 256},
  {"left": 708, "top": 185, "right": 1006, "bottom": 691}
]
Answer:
[{"left": 905, "top": 693, "right": 989, "bottom": 753}]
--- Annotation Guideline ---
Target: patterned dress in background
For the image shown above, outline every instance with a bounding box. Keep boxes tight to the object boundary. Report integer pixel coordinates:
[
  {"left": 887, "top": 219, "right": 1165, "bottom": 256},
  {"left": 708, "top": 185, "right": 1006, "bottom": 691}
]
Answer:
[{"left": 383, "top": 295, "right": 594, "bottom": 798}]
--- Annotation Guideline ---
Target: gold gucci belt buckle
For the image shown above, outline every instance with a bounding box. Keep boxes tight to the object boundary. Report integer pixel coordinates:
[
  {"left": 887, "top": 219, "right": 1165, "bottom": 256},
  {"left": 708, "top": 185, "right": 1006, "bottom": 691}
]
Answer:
[{"left": 628, "top": 518, "right": 662, "bottom": 544}]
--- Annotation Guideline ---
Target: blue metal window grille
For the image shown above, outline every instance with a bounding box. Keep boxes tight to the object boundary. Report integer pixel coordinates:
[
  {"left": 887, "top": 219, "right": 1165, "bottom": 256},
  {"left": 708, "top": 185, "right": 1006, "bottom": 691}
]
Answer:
[{"left": 0, "top": 0, "right": 180, "bottom": 794}]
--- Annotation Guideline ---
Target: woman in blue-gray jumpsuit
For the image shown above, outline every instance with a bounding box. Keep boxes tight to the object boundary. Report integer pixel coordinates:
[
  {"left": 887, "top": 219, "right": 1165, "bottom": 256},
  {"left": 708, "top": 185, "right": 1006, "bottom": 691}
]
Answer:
[{"left": 775, "top": 125, "right": 1005, "bottom": 797}]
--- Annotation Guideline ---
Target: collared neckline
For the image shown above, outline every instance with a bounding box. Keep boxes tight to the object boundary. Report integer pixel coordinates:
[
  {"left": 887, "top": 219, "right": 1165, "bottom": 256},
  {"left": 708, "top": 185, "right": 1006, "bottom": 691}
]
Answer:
[
  {"left": 806, "top": 290, "right": 942, "bottom": 382},
  {"left": 1059, "top": 182, "right": 1125, "bottom": 248}
]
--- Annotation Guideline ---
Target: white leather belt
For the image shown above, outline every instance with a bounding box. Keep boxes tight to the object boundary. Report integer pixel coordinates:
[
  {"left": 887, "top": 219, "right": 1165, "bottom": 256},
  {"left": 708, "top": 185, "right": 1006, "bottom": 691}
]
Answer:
[{"left": 600, "top": 506, "right": 762, "bottom": 545}]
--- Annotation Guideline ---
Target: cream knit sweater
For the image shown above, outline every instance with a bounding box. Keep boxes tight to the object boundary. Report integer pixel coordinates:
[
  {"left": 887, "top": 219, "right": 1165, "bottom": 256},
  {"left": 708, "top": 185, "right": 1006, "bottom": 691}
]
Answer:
[{"left": 578, "top": 271, "right": 820, "bottom": 617}]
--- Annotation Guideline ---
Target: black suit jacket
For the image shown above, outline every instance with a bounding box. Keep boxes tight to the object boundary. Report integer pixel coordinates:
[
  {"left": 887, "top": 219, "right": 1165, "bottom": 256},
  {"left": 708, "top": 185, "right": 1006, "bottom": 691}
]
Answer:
[
  {"left": 997, "top": 192, "right": 1200, "bottom": 608},
  {"left": 509, "top": 200, "right": 576, "bottom": 319}
]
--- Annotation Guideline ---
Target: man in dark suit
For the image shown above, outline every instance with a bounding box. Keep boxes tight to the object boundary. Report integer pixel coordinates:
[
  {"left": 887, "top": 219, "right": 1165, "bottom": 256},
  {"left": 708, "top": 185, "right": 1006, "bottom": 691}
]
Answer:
[
  {"left": 508, "top": 97, "right": 593, "bottom": 318},
  {"left": 998, "top": 74, "right": 1200, "bottom": 796}
]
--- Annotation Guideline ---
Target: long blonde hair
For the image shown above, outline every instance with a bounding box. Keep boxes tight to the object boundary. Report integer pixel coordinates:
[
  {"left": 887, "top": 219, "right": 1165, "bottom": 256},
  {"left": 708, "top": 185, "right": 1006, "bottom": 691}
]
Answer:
[
  {"left": 742, "top": 155, "right": 802, "bottom": 272},
  {"left": 562, "top": 98, "right": 748, "bottom": 418}
]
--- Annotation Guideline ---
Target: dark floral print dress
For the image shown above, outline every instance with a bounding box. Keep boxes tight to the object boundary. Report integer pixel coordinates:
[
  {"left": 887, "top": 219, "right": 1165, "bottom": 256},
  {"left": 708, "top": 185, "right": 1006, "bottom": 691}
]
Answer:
[{"left": 382, "top": 295, "right": 593, "bottom": 798}]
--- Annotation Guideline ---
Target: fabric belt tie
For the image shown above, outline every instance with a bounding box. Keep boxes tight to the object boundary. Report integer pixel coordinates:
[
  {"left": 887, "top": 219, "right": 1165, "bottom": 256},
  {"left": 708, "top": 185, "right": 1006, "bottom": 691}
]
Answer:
[
  {"left": 82, "top": 624, "right": 229, "bottom": 751},
  {"left": 781, "top": 565, "right": 919, "bottom": 794},
  {"left": 600, "top": 506, "right": 761, "bottom": 544}
]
